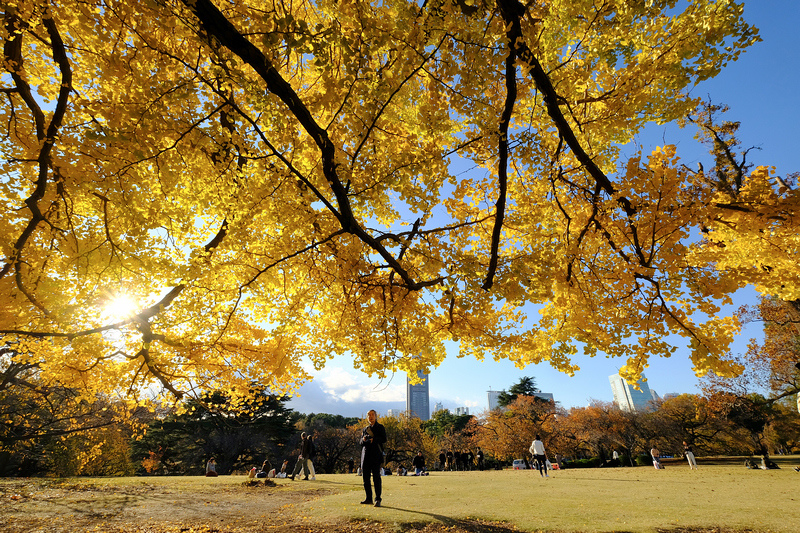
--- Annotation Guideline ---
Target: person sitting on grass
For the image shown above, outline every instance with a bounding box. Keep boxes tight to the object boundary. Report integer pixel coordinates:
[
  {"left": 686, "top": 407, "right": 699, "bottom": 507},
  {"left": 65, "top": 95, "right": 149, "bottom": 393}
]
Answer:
[
  {"left": 256, "top": 460, "right": 271, "bottom": 478},
  {"left": 412, "top": 451, "right": 427, "bottom": 476},
  {"left": 205, "top": 458, "right": 218, "bottom": 477}
]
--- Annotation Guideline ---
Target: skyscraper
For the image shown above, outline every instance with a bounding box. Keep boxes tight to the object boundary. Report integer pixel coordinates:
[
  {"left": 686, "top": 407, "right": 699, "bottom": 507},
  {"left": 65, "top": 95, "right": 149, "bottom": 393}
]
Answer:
[
  {"left": 609, "top": 373, "right": 656, "bottom": 412},
  {"left": 406, "top": 370, "right": 430, "bottom": 421},
  {"left": 487, "top": 390, "right": 502, "bottom": 411}
]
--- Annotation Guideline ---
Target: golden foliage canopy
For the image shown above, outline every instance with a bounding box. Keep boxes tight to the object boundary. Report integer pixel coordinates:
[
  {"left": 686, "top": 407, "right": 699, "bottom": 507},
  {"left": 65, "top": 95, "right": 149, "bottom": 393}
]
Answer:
[{"left": 2, "top": 0, "right": 793, "bottom": 404}]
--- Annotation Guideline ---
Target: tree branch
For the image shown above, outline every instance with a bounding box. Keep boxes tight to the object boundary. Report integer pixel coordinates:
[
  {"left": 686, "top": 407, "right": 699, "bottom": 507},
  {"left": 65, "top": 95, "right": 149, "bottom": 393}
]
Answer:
[
  {"left": 182, "top": 0, "right": 443, "bottom": 291},
  {"left": 482, "top": 26, "right": 516, "bottom": 290}
]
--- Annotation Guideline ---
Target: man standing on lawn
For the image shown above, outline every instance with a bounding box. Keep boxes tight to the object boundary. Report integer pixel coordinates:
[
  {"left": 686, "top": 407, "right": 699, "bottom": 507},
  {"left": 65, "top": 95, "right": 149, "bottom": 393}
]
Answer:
[{"left": 360, "top": 409, "right": 387, "bottom": 507}]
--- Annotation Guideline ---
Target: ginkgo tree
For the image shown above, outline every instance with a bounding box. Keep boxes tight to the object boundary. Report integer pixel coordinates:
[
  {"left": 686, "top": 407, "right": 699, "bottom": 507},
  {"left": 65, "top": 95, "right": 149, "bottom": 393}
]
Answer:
[{"left": 2, "top": 0, "right": 792, "bottom": 411}]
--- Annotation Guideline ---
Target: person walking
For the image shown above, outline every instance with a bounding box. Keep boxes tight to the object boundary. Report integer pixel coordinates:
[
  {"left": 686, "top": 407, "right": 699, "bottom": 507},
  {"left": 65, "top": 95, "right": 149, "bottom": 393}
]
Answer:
[
  {"left": 290, "top": 432, "right": 312, "bottom": 480},
  {"left": 307, "top": 434, "right": 317, "bottom": 480},
  {"left": 476, "top": 447, "right": 485, "bottom": 470},
  {"left": 529, "top": 435, "right": 549, "bottom": 478},
  {"left": 650, "top": 446, "right": 662, "bottom": 470},
  {"left": 360, "top": 409, "right": 387, "bottom": 507},
  {"left": 683, "top": 441, "right": 698, "bottom": 470}
]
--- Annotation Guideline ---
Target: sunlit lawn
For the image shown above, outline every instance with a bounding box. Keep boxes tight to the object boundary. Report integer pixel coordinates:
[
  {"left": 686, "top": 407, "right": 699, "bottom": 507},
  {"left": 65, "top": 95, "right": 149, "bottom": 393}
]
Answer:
[
  {"left": 3, "top": 460, "right": 799, "bottom": 532},
  {"left": 300, "top": 461, "right": 799, "bottom": 532}
]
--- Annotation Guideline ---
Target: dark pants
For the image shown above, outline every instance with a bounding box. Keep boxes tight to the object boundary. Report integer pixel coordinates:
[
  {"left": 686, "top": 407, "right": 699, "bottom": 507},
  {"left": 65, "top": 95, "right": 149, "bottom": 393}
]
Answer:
[
  {"left": 362, "top": 462, "right": 382, "bottom": 502},
  {"left": 292, "top": 457, "right": 309, "bottom": 477},
  {"left": 534, "top": 454, "right": 546, "bottom": 476}
]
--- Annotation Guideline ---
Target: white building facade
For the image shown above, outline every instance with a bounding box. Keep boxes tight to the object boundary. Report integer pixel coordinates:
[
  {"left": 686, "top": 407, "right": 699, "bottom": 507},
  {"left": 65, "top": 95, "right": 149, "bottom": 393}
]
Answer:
[{"left": 609, "top": 373, "right": 658, "bottom": 412}]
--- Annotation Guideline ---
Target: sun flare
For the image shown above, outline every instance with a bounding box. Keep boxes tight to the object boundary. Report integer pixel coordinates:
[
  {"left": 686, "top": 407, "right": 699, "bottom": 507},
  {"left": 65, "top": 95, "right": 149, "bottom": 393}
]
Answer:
[{"left": 104, "top": 294, "right": 139, "bottom": 321}]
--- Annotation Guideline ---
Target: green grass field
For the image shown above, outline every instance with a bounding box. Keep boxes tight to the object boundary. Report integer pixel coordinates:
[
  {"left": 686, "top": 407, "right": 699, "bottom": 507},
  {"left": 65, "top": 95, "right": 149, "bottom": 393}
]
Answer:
[
  {"left": 299, "top": 463, "right": 798, "bottom": 532},
  {"left": 2, "top": 461, "right": 798, "bottom": 532}
]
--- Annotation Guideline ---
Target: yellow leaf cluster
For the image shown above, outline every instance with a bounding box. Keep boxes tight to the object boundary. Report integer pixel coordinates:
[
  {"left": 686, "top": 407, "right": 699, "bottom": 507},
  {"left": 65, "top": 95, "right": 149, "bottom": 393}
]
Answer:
[{"left": 0, "top": 0, "right": 782, "bottom": 404}]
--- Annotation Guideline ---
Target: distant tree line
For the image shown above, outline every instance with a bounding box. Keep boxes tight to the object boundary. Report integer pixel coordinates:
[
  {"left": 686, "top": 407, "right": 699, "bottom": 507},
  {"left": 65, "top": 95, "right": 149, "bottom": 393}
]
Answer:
[{"left": 2, "top": 365, "right": 799, "bottom": 476}]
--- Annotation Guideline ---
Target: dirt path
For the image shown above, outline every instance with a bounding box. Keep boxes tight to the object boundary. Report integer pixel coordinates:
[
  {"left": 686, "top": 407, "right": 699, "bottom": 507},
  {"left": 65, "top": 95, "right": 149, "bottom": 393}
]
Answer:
[{"left": 0, "top": 478, "right": 342, "bottom": 532}]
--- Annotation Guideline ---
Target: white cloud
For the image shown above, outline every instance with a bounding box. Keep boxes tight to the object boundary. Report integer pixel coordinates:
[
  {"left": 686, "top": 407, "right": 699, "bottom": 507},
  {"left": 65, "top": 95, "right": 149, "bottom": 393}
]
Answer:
[
  {"left": 317, "top": 367, "right": 361, "bottom": 389},
  {"left": 285, "top": 365, "right": 406, "bottom": 417},
  {"left": 316, "top": 367, "right": 405, "bottom": 403}
]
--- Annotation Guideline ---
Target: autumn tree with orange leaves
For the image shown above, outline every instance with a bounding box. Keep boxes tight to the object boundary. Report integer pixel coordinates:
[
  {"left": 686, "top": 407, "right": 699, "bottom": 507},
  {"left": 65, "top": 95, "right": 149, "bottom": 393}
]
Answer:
[
  {"left": 699, "top": 296, "right": 800, "bottom": 458},
  {"left": 475, "top": 395, "right": 557, "bottom": 461},
  {"left": 6, "top": 0, "right": 799, "bottom": 421}
]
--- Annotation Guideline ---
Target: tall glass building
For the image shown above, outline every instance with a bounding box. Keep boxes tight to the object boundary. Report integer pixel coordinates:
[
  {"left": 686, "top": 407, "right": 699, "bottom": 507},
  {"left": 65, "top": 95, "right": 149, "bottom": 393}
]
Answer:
[
  {"left": 609, "top": 373, "right": 659, "bottom": 412},
  {"left": 406, "top": 370, "right": 430, "bottom": 421}
]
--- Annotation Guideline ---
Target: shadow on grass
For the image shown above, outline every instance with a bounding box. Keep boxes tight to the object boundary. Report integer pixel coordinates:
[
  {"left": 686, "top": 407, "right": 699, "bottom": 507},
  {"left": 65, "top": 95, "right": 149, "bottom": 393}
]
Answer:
[
  {"left": 368, "top": 506, "right": 751, "bottom": 533},
  {"left": 296, "top": 479, "right": 355, "bottom": 487},
  {"left": 376, "top": 505, "right": 524, "bottom": 533}
]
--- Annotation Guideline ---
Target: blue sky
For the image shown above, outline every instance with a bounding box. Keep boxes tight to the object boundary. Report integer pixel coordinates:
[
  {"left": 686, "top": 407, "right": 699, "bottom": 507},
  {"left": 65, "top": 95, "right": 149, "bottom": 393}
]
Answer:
[{"left": 286, "top": 2, "right": 799, "bottom": 418}]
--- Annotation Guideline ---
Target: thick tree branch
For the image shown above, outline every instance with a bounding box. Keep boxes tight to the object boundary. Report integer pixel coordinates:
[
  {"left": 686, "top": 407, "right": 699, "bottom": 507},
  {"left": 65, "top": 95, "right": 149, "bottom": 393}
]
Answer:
[
  {"left": 1, "top": 11, "right": 73, "bottom": 298},
  {"left": 183, "top": 0, "right": 443, "bottom": 290},
  {"left": 496, "top": 0, "right": 650, "bottom": 272},
  {"left": 482, "top": 31, "right": 516, "bottom": 290}
]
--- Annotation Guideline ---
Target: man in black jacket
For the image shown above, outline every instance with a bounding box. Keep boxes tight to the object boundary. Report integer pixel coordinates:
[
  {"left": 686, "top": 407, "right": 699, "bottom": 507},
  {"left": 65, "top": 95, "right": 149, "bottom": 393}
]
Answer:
[
  {"left": 412, "top": 451, "right": 426, "bottom": 476},
  {"left": 360, "top": 409, "right": 387, "bottom": 507}
]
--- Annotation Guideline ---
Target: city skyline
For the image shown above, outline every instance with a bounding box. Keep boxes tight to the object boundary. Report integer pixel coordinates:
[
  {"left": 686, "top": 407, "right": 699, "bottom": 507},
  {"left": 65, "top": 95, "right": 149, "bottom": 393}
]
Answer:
[{"left": 286, "top": 352, "right": 681, "bottom": 419}]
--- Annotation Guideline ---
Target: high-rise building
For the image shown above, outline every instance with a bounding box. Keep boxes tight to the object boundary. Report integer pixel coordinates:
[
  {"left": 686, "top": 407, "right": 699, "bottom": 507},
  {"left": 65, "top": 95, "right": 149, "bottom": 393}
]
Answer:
[
  {"left": 406, "top": 370, "right": 430, "bottom": 421},
  {"left": 386, "top": 409, "right": 401, "bottom": 418},
  {"left": 432, "top": 402, "right": 444, "bottom": 414},
  {"left": 609, "top": 373, "right": 656, "bottom": 412},
  {"left": 487, "top": 390, "right": 502, "bottom": 411},
  {"left": 454, "top": 406, "right": 469, "bottom": 416}
]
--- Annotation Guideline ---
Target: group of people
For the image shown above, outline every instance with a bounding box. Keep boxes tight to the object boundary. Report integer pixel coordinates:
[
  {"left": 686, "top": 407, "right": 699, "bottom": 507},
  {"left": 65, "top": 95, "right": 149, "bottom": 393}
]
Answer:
[
  {"left": 205, "top": 433, "right": 318, "bottom": 481},
  {"left": 288, "top": 431, "right": 318, "bottom": 480},
  {"left": 437, "top": 448, "right": 485, "bottom": 471},
  {"left": 254, "top": 431, "right": 319, "bottom": 481},
  {"left": 247, "top": 459, "right": 278, "bottom": 479},
  {"left": 650, "top": 442, "right": 699, "bottom": 470},
  {"left": 244, "top": 431, "right": 320, "bottom": 482},
  {"left": 394, "top": 451, "right": 430, "bottom": 476}
]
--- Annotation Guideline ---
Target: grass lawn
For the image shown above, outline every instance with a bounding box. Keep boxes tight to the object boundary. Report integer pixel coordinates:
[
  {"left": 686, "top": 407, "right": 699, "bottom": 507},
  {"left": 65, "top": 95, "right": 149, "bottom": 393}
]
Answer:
[
  {"left": 302, "top": 463, "right": 798, "bottom": 532},
  {"left": 2, "top": 461, "right": 798, "bottom": 532}
]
